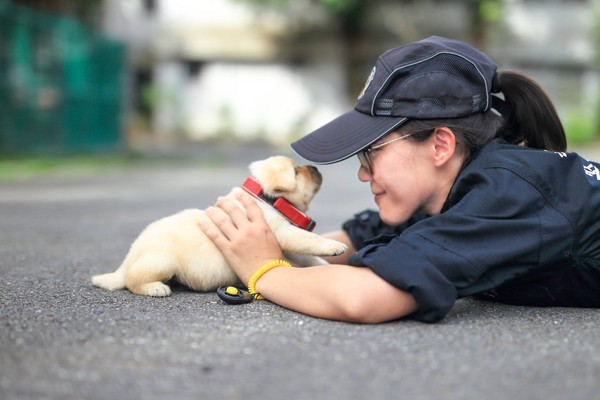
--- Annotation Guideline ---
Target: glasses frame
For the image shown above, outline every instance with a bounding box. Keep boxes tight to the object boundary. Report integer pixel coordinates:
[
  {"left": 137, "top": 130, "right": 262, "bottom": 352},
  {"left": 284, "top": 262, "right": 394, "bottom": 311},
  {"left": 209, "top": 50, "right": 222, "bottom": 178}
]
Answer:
[{"left": 357, "top": 132, "right": 414, "bottom": 174}]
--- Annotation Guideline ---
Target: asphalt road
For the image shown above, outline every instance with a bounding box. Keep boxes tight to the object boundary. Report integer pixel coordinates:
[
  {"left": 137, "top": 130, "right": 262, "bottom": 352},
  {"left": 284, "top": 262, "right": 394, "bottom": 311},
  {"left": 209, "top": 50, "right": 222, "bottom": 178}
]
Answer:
[{"left": 1, "top": 142, "right": 599, "bottom": 400}]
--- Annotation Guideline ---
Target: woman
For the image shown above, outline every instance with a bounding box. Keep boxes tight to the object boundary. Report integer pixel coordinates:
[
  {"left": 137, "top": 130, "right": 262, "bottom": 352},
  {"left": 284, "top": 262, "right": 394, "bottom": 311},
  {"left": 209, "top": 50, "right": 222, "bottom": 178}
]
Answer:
[{"left": 199, "top": 36, "right": 600, "bottom": 323}]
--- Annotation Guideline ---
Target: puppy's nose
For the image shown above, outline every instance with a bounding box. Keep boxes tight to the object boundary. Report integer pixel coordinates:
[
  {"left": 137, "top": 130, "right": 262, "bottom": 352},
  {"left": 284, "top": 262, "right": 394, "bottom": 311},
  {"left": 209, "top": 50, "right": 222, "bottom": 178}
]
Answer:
[{"left": 308, "top": 165, "right": 322, "bottom": 185}]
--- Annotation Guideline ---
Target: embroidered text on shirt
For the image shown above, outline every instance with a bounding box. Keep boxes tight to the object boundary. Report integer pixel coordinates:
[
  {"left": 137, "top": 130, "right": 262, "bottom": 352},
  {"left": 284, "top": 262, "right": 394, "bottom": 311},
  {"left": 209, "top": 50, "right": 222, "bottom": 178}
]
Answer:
[{"left": 584, "top": 163, "right": 600, "bottom": 181}]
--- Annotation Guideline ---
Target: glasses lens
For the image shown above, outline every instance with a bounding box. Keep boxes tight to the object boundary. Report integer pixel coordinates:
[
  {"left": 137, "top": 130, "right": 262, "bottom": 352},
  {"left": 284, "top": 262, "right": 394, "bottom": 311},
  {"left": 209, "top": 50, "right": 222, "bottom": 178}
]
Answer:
[{"left": 357, "top": 151, "right": 371, "bottom": 173}]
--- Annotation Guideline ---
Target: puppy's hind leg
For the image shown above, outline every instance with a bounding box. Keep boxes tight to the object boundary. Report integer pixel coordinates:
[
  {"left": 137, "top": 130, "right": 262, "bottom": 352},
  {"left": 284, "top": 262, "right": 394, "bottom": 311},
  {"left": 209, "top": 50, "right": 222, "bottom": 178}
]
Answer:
[{"left": 125, "top": 254, "right": 177, "bottom": 297}]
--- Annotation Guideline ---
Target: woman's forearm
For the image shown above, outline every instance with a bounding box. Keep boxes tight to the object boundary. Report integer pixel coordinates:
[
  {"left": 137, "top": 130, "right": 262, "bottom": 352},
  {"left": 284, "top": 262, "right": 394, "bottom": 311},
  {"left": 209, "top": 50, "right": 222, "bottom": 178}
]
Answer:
[{"left": 254, "top": 264, "right": 418, "bottom": 324}]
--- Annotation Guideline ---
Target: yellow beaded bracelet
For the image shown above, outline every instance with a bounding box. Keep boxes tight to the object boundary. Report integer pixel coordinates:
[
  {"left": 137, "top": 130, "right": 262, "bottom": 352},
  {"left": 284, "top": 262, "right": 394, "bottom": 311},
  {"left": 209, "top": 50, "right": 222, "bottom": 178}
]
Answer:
[{"left": 247, "top": 259, "right": 292, "bottom": 300}]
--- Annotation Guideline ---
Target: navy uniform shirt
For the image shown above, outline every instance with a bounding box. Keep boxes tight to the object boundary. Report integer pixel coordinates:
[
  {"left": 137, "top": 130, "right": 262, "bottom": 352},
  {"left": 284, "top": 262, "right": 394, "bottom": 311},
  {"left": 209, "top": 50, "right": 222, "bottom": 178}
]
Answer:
[{"left": 345, "top": 139, "right": 600, "bottom": 322}]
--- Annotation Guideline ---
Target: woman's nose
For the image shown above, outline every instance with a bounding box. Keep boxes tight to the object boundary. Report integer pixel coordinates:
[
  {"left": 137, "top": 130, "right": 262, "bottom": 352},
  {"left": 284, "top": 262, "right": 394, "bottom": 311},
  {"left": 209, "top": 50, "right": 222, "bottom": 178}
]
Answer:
[{"left": 357, "top": 164, "right": 371, "bottom": 182}]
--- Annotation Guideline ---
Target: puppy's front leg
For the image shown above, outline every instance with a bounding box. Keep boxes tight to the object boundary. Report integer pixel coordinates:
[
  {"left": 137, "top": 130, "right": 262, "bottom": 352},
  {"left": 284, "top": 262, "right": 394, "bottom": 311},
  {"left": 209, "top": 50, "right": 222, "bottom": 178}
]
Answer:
[
  {"left": 284, "top": 252, "right": 328, "bottom": 267},
  {"left": 274, "top": 224, "right": 347, "bottom": 257}
]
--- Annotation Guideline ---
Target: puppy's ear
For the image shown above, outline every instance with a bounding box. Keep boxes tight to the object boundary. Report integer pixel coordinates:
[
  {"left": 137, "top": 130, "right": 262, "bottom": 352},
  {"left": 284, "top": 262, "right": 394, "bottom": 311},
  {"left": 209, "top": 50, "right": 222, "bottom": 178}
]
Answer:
[{"left": 249, "top": 156, "right": 297, "bottom": 195}]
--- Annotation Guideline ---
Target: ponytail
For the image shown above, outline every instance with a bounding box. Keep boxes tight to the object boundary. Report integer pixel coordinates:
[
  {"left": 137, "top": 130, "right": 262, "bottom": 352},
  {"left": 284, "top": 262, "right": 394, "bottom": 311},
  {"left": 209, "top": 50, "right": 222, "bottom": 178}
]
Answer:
[{"left": 496, "top": 71, "right": 567, "bottom": 152}]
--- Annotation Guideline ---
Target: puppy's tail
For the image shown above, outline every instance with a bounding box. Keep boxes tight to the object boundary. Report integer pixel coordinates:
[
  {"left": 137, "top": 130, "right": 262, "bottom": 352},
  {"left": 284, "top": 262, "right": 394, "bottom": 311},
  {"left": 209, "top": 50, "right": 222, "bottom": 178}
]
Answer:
[{"left": 91, "top": 266, "right": 126, "bottom": 291}]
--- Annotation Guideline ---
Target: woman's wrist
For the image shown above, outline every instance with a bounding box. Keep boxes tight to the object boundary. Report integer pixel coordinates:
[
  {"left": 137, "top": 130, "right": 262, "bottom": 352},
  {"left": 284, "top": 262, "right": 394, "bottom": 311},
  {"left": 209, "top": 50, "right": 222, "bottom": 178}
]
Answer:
[{"left": 247, "top": 259, "right": 292, "bottom": 299}]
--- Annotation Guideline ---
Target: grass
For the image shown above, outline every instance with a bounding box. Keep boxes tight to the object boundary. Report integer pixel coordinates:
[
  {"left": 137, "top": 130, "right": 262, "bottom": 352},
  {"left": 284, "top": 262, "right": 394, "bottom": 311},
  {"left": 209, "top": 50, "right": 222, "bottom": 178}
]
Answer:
[
  {"left": 0, "top": 154, "right": 140, "bottom": 181},
  {"left": 0, "top": 144, "right": 242, "bottom": 182}
]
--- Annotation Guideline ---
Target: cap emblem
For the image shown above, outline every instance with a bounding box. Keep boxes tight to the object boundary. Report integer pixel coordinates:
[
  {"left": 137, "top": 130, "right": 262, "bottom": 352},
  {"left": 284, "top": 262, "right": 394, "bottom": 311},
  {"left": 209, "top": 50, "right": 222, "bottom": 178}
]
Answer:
[{"left": 358, "top": 66, "right": 376, "bottom": 100}]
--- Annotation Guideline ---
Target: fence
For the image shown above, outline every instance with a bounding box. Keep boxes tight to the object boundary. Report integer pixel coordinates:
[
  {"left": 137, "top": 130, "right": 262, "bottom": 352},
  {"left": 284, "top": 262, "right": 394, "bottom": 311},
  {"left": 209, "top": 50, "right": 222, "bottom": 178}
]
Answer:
[{"left": 0, "top": 0, "right": 126, "bottom": 155}]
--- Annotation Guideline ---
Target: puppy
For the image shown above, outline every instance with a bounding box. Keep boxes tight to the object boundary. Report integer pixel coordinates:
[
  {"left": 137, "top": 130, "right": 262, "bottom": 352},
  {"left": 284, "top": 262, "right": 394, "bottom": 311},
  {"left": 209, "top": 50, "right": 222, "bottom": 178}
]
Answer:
[{"left": 91, "top": 156, "right": 347, "bottom": 297}]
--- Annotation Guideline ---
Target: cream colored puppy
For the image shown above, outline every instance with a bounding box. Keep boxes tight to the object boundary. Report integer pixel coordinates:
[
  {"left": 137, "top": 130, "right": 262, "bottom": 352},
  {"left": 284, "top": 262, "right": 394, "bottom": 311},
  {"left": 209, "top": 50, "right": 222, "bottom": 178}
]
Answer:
[{"left": 91, "top": 156, "right": 347, "bottom": 297}]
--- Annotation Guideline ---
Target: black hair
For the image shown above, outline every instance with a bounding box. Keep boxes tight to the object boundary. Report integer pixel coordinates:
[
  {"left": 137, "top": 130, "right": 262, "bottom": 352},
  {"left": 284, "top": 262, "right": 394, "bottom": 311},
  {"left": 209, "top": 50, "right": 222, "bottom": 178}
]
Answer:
[{"left": 398, "top": 70, "right": 567, "bottom": 169}]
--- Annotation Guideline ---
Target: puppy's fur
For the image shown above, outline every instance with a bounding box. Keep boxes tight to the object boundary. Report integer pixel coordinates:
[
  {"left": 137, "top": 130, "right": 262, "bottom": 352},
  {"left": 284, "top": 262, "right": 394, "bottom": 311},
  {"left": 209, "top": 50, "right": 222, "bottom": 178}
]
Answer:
[{"left": 91, "top": 156, "right": 347, "bottom": 297}]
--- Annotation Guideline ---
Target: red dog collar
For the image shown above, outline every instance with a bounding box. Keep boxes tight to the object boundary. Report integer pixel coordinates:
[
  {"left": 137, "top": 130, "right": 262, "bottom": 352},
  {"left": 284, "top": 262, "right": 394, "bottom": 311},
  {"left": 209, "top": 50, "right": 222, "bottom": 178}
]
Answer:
[{"left": 242, "top": 176, "right": 316, "bottom": 231}]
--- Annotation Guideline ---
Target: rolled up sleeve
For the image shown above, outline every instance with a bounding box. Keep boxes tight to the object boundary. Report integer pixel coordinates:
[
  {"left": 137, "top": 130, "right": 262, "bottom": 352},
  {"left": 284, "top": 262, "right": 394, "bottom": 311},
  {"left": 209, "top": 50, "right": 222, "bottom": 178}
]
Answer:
[{"left": 349, "top": 238, "right": 460, "bottom": 323}]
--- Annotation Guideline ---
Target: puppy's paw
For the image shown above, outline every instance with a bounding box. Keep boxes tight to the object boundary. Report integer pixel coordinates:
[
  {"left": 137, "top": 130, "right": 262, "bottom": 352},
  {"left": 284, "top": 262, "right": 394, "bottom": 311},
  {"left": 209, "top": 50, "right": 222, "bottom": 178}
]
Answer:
[
  {"left": 317, "top": 239, "right": 348, "bottom": 257},
  {"left": 139, "top": 282, "right": 172, "bottom": 297}
]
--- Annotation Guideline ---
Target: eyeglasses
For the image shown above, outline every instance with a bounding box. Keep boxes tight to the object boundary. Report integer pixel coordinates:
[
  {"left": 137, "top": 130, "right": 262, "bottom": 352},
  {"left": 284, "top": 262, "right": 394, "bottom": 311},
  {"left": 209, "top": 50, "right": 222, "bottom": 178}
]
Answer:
[{"left": 357, "top": 132, "right": 414, "bottom": 174}]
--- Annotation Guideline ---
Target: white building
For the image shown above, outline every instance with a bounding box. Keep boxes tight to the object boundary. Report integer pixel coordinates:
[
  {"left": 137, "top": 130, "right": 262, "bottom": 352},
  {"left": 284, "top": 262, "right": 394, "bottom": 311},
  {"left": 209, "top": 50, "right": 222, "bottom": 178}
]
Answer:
[
  {"left": 102, "top": 0, "right": 348, "bottom": 144},
  {"left": 102, "top": 0, "right": 600, "bottom": 144}
]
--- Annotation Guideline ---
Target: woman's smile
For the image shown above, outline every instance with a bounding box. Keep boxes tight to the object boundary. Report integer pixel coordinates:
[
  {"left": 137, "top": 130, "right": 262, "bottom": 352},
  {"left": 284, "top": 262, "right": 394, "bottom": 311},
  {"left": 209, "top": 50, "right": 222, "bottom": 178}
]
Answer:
[{"left": 373, "top": 191, "right": 385, "bottom": 203}]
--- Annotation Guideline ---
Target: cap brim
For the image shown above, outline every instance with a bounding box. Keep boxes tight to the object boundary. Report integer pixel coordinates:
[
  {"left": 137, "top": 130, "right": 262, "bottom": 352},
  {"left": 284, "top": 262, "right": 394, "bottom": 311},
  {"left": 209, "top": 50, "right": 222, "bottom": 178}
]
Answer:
[{"left": 290, "top": 109, "right": 408, "bottom": 164}]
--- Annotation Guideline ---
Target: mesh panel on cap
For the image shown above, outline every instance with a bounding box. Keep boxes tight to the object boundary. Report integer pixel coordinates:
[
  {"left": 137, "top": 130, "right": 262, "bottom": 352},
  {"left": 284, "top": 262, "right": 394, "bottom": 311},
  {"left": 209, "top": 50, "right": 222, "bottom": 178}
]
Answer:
[{"left": 374, "top": 53, "right": 488, "bottom": 118}]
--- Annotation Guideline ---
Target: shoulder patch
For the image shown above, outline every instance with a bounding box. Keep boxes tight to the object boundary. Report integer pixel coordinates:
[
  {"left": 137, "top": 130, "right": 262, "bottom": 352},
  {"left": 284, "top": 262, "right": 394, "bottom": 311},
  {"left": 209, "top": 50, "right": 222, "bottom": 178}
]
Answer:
[{"left": 583, "top": 162, "right": 600, "bottom": 181}]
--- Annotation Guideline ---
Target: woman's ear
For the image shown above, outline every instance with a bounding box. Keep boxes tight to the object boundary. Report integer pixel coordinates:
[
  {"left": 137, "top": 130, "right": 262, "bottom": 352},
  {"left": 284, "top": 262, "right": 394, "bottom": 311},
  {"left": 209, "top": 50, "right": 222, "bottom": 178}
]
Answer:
[{"left": 431, "top": 127, "right": 458, "bottom": 167}]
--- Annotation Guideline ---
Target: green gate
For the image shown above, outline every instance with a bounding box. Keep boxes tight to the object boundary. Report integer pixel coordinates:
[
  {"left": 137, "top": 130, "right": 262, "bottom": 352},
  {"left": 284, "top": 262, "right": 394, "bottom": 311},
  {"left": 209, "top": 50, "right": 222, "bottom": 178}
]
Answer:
[{"left": 0, "top": 0, "right": 126, "bottom": 155}]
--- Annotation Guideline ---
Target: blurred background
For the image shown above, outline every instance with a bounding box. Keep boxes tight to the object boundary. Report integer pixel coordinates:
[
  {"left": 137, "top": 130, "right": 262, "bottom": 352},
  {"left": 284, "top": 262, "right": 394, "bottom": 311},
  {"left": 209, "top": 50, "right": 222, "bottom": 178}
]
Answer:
[{"left": 2, "top": 0, "right": 600, "bottom": 159}]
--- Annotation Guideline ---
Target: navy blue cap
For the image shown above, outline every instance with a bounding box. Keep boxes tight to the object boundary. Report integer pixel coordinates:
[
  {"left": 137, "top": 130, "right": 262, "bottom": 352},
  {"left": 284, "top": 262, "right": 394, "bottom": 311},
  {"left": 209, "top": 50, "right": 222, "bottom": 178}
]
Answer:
[{"left": 291, "top": 36, "right": 499, "bottom": 164}]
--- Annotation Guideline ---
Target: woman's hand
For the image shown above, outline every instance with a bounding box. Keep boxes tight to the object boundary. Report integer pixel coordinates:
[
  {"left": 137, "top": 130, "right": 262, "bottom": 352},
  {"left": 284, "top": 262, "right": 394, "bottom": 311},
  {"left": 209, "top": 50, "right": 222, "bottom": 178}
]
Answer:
[{"left": 198, "top": 191, "right": 284, "bottom": 284}]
